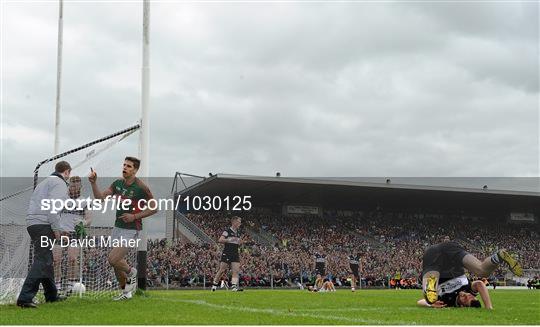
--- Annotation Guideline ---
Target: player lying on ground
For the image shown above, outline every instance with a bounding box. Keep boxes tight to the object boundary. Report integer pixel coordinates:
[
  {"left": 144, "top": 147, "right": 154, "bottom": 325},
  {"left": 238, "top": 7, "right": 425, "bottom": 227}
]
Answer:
[
  {"left": 417, "top": 279, "right": 492, "bottom": 309},
  {"left": 89, "top": 156, "right": 157, "bottom": 301},
  {"left": 418, "top": 241, "right": 522, "bottom": 309},
  {"left": 53, "top": 176, "right": 92, "bottom": 294},
  {"left": 305, "top": 274, "right": 322, "bottom": 292},
  {"left": 319, "top": 278, "right": 336, "bottom": 292},
  {"left": 307, "top": 274, "right": 336, "bottom": 292},
  {"left": 211, "top": 216, "right": 244, "bottom": 292}
]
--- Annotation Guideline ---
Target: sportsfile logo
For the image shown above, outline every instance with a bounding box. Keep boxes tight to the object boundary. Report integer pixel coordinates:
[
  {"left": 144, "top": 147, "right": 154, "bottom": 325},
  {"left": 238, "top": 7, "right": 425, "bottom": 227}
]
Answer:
[
  {"left": 41, "top": 196, "right": 146, "bottom": 214},
  {"left": 40, "top": 195, "right": 252, "bottom": 213}
]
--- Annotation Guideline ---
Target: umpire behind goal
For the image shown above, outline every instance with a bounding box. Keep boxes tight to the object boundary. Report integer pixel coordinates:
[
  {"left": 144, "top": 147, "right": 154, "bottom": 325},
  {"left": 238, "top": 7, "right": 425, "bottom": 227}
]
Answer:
[{"left": 17, "top": 161, "right": 71, "bottom": 308}]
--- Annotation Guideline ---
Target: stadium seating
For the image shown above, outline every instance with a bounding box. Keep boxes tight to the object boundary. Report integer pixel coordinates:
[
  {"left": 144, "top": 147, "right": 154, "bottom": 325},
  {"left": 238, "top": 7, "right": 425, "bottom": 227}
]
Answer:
[{"left": 146, "top": 211, "right": 539, "bottom": 288}]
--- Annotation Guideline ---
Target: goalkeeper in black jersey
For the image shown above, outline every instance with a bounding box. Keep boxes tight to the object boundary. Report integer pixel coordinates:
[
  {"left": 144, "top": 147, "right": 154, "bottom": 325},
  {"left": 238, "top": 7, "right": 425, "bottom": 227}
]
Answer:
[{"left": 211, "top": 216, "right": 243, "bottom": 292}]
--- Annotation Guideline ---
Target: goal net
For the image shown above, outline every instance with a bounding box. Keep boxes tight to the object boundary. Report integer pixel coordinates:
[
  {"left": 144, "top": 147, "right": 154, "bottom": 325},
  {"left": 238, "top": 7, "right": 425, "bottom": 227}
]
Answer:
[{"left": 0, "top": 124, "right": 140, "bottom": 304}]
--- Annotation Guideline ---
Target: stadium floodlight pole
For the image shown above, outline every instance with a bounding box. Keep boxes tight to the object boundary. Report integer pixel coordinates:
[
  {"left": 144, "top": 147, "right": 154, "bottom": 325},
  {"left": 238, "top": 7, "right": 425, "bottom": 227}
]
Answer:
[
  {"left": 53, "top": 0, "right": 64, "bottom": 155},
  {"left": 137, "top": 0, "right": 151, "bottom": 293}
]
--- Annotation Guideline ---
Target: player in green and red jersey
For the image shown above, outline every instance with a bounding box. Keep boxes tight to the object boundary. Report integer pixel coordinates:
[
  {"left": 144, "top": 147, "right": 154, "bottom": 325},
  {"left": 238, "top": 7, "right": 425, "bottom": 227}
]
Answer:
[{"left": 89, "top": 156, "right": 157, "bottom": 301}]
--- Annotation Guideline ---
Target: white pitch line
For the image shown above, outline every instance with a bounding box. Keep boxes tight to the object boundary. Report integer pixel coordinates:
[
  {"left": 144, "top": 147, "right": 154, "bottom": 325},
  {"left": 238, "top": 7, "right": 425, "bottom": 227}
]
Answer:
[
  {"left": 293, "top": 307, "right": 419, "bottom": 312},
  {"left": 152, "top": 297, "right": 409, "bottom": 324}
]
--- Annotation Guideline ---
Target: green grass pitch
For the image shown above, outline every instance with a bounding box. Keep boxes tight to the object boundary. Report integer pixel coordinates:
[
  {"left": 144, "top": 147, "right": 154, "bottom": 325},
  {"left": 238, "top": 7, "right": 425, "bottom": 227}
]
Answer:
[{"left": 1, "top": 289, "right": 539, "bottom": 325}]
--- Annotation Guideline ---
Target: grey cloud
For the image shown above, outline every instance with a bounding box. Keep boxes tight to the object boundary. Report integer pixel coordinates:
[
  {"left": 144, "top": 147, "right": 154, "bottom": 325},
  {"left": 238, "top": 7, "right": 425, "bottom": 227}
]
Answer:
[{"left": 2, "top": 2, "right": 538, "bottom": 179}]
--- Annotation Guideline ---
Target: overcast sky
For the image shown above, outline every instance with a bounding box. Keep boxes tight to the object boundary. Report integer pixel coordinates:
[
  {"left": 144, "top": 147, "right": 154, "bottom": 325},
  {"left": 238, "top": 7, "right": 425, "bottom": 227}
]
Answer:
[
  {"left": 1, "top": 1, "right": 539, "bottom": 238},
  {"left": 2, "top": 1, "right": 539, "bottom": 179}
]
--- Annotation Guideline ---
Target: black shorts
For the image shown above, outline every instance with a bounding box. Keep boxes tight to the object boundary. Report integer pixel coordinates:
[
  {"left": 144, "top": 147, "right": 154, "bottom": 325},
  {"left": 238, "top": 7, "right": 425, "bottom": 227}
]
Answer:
[
  {"left": 221, "top": 251, "right": 240, "bottom": 264},
  {"left": 315, "top": 262, "right": 325, "bottom": 275},
  {"left": 422, "top": 242, "right": 469, "bottom": 279},
  {"left": 350, "top": 264, "right": 360, "bottom": 279}
]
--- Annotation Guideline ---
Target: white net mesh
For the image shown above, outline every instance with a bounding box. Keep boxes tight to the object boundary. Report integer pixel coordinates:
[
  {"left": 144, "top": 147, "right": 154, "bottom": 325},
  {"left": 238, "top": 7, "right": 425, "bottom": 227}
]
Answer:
[
  {"left": 0, "top": 224, "right": 31, "bottom": 304},
  {"left": 0, "top": 126, "right": 140, "bottom": 304},
  {"left": 56, "top": 227, "right": 137, "bottom": 299}
]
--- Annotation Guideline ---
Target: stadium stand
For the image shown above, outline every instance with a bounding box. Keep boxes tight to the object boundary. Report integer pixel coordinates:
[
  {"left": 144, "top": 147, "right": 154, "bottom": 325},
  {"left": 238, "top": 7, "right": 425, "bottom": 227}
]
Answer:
[
  {"left": 145, "top": 174, "right": 540, "bottom": 289},
  {"left": 147, "top": 210, "right": 539, "bottom": 289}
]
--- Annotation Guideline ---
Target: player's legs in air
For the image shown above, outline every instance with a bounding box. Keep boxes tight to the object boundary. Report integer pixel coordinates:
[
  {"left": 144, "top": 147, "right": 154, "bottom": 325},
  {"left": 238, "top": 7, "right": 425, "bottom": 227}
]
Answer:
[
  {"left": 108, "top": 246, "right": 137, "bottom": 300},
  {"left": 462, "top": 250, "right": 522, "bottom": 277},
  {"left": 323, "top": 280, "right": 336, "bottom": 292},
  {"left": 212, "top": 262, "right": 229, "bottom": 291},
  {"left": 422, "top": 241, "right": 467, "bottom": 304},
  {"left": 422, "top": 242, "right": 522, "bottom": 305},
  {"left": 422, "top": 270, "right": 440, "bottom": 304}
]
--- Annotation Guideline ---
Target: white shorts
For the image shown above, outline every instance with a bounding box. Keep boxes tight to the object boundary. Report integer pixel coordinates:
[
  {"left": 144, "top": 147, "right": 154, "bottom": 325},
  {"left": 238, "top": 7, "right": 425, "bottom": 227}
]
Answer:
[{"left": 110, "top": 227, "right": 140, "bottom": 248}]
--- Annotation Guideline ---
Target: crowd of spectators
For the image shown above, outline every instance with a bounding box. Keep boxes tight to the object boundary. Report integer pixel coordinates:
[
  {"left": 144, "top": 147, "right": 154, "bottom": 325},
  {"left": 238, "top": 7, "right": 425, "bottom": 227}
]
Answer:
[{"left": 146, "top": 210, "right": 540, "bottom": 289}]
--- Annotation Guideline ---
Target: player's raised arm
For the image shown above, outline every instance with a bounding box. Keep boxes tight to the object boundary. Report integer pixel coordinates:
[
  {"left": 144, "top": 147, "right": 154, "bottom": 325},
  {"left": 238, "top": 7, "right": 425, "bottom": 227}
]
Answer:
[
  {"left": 88, "top": 168, "right": 113, "bottom": 200},
  {"left": 472, "top": 280, "right": 493, "bottom": 310}
]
